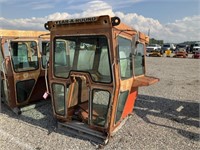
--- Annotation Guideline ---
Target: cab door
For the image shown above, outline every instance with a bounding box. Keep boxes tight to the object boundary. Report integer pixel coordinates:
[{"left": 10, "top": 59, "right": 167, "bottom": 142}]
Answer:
[
  {"left": 114, "top": 35, "right": 138, "bottom": 125},
  {"left": 51, "top": 36, "right": 113, "bottom": 127},
  {"left": 10, "top": 39, "right": 41, "bottom": 105}
]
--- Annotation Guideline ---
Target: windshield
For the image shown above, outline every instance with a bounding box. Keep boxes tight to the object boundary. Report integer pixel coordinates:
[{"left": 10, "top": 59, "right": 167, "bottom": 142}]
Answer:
[
  {"left": 177, "top": 45, "right": 186, "bottom": 48},
  {"left": 148, "top": 44, "right": 156, "bottom": 47},
  {"left": 53, "top": 35, "right": 112, "bottom": 83},
  {"left": 163, "top": 44, "right": 170, "bottom": 47}
]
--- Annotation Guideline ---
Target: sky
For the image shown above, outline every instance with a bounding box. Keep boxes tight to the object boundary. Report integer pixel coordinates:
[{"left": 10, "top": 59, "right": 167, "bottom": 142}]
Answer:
[{"left": 0, "top": 0, "right": 199, "bottom": 43}]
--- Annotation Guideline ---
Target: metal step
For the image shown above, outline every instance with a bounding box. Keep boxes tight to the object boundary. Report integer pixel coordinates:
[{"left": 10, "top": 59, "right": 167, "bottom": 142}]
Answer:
[{"left": 58, "top": 121, "right": 109, "bottom": 145}]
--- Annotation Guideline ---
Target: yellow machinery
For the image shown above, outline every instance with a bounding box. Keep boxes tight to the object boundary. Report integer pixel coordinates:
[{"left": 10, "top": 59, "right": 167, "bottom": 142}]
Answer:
[
  {"left": 149, "top": 51, "right": 162, "bottom": 57},
  {"left": 165, "top": 49, "right": 171, "bottom": 57}
]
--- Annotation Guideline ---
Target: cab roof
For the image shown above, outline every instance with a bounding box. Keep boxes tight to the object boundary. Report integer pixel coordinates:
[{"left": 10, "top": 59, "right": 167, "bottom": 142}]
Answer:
[
  {"left": 0, "top": 29, "right": 49, "bottom": 39},
  {"left": 45, "top": 15, "right": 149, "bottom": 44}
]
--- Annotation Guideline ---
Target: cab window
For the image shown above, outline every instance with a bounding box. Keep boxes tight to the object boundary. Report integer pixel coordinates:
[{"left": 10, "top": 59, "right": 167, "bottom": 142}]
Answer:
[
  {"left": 117, "top": 36, "right": 132, "bottom": 79},
  {"left": 11, "top": 41, "right": 39, "bottom": 72},
  {"left": 41, "top": 41, "right": 50, "bottom": 68},
  {"left": 54, "top": 35, "right": 112, "bottom": 83},
  {"left": 134, "top": 43, "right": 145, "bottom": 76}
]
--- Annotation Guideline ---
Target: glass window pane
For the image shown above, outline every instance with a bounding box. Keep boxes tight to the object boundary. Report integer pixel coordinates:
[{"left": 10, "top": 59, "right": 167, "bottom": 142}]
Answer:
[
  {"left": 3, "top": 42, "right": 10, "bottom": 57},
  {"left": 1, "top": 42, "right": 8, "bottom": 74},
  {"left": 41, "top": 41, "right": 50, "bottom": 68},
  {"left": 115, "top": 91, "right": 129, "bottom": 124},
  {"left": 77, "top": 44, "right": 95, "bottom": 70},
  {"left": 16, "top": 79, "right": 35, "bottom": 103},
  {"left": 92, "top": 90, "right": 110, "bottom": 126},
  {"left": 118, "top": 37, "right": 132, "bottom": 79},
  {"left": 98, "top": 46, "right": 111, "bottom": 82},
  {"left": 54, "top": 36, "right": 112, "bottom": 83},
  {"left": 54, "top": 39, "right": 75, "bottom": 78},
  {"left": 134, "top": 43, "right": 145, "bottom": 76},
  {"left": 52, "top": 84, "right": 66, "bottom": 116},
  {"left": 11, "top": 41, "right": 38, "bottom": 72}
]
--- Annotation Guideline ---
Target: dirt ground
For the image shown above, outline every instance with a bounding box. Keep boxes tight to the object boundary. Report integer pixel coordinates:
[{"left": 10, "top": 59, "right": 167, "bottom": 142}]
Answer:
[{"left": 0, "top": 55, "right": 199, "bottom": 150}]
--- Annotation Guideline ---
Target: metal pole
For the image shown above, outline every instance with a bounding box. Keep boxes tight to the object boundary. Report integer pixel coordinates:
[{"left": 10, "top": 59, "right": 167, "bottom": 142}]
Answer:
[{"left": 148, "top": 28, "right": 150, "bottom": 37}]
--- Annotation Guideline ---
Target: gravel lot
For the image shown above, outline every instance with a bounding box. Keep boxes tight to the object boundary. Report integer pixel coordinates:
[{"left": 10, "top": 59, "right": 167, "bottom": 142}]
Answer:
[{"left": 0, "top": 55, "right": 200, "bottom": 150}]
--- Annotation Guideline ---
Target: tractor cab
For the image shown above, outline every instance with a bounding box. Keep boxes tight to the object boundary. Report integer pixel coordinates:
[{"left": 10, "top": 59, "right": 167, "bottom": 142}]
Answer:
[
  {"left": 0, "top": 30, "right": 49, "bottom": 114},
  {"left": 45, "top": 15, "right": 159, "bottom": 144}
]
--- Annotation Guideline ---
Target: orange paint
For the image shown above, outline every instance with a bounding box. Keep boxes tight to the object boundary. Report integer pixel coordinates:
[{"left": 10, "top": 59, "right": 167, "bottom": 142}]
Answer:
[{"left": 121, "top": 87, "right": 138, "bottom": 119}]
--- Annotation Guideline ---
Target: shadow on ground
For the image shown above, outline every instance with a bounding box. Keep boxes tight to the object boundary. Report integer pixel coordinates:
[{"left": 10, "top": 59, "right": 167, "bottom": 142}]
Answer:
[
  {"left": 0, "top": 100, "right": 98, "bottom": 145},
  {"left": 0, "top": 99, "right": 58, "bottom": 135},
  {"left": 0, "top": 94, "right": 199, "bottom": 144},
  {"left": 135, "top": 94, "right": 200, "bottom": 141}
]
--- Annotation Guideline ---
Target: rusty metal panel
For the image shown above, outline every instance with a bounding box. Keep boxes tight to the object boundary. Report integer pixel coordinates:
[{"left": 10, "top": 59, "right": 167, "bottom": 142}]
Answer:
[{"left": 0, "top": 30, "right": 50, "bottom": 114}]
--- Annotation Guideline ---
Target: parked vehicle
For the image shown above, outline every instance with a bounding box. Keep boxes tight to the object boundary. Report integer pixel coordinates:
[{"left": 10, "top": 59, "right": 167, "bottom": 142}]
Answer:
[
  {"left": 149, "top": 51, "right": 162, "bottom": 57},
  {"left": 189, "top": 44, "right": 195, "bottom": 53},
  {"left": 44, "top": 15, "right": 159, "bottom": 144},
  {"left": 161, "top": 43, "right": 175, "bottom": 53},
  {"left": 165, "top": 49, "right": 172, "bottom": 57},
  {"left": 192, "top": 49, "right": 200, "bottom": 59},
  {"left": 192, "top": 42, "right": 200, "bottom": 53},
  {"left": 0, "top": 29, "right": 49, "bottom": 114},
  {"left": 175, "top": 44, "right": 188, "bottom": 52},
  {"left": 173, "top": 48, "right": 188, "bottom": 58},
  {"left": 146, "top": 44, "right": 161, "bottom": 53}
]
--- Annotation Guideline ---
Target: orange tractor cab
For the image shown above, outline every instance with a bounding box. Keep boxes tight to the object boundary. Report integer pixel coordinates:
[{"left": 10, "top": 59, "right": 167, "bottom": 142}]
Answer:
[
  {"left": 0, "top": 29, "right": 49, "bottom": 114},
  {"left": 45, "top": 15, "right": 159, "bottom": 144}
]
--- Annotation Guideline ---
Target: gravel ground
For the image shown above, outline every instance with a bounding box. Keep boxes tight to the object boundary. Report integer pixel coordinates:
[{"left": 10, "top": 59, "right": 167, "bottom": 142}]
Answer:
[{"left": 0, "top": 55, "right": 200, "bottom": 150}]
